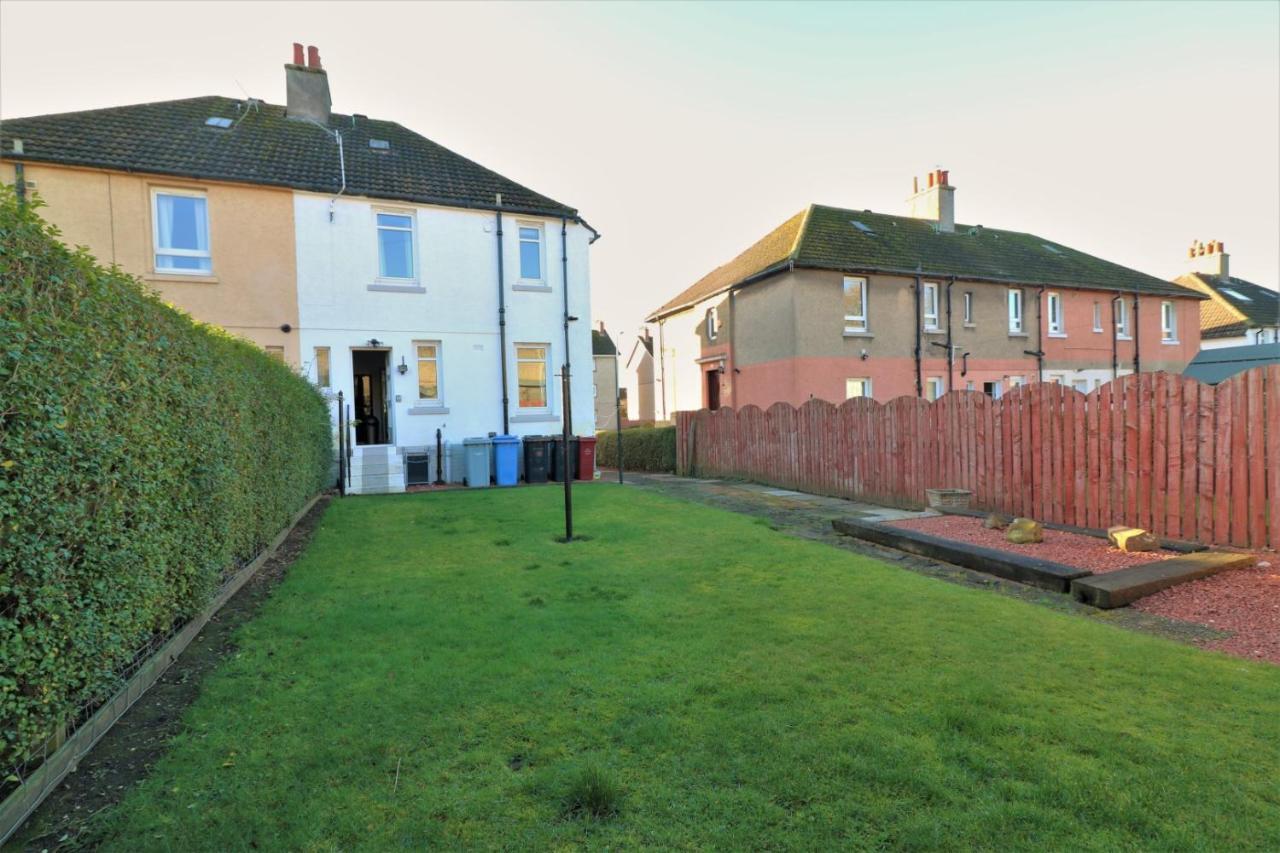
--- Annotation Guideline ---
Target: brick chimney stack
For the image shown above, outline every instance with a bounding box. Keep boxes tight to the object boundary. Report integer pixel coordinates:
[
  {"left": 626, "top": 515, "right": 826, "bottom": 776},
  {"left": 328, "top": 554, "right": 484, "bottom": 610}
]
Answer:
[
  {"left": 907, "top": 168, "right": 955, "bottom": 233},
  {"left": 1187, "top": 239, "right": 1229, "bottom": 280},
  {"left": 285, "top": 43, "right": 332, "bottom": 124}
]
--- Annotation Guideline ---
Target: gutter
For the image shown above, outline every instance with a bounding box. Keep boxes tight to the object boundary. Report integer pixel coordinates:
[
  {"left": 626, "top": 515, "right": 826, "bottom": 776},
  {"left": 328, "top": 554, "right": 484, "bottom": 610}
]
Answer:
[{"left": 1111, "top": 295, "right": 1122, "bottom": 379}]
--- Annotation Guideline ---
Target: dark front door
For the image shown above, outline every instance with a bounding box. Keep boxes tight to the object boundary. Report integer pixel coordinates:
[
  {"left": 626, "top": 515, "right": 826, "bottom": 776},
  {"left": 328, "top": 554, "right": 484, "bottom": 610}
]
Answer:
[
  {"left": 705, "top": 369, "right": 721, "bottom": 411},
  {"left": 352, "top": 350, "right": 391, "bottom": 445}
]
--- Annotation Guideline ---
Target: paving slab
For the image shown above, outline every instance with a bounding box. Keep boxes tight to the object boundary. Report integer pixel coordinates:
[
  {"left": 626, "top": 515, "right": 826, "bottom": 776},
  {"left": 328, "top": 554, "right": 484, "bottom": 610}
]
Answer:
[{"left": 1070, "top": 552, "right": 1255, "bottom": 609}]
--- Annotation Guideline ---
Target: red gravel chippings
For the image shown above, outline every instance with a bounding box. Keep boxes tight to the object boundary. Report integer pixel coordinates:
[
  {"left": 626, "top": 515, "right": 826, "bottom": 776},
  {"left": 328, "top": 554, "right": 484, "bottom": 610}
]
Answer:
[
  {"left": 889, "top": 515, "right": 1177, "bottom": 573},
  {"left": 887, "top": 514, "right": 1279, "bottom": 667},
  {"left": 1133, "top": 558, "right": 1280, "bottom": 666}
]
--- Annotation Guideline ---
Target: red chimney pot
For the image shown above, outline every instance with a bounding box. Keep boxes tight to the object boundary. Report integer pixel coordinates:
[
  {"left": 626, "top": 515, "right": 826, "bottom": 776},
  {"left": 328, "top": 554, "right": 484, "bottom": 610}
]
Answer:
[
  {"left": 307, "top": 45, "right": 322, "bottom": 69},
  {"left": 292, "top": 43, "right": 304, "bottom": 65},
  {"left": 928, "top": 172, "right": 935, "bottom": 188},
  {"left": 940, "top": 169, "right": 949, "bottom": 186}
]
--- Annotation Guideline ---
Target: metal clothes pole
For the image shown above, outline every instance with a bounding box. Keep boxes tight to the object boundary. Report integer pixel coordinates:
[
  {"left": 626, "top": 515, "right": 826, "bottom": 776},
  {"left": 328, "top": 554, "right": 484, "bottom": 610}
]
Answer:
[{"left": 562, "top": 366, "right": 573, "bottom": 540}]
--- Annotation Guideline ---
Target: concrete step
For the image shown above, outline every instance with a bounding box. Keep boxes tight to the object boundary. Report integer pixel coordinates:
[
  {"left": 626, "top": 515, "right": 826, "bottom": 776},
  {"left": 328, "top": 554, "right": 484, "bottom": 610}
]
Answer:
[{"left": 1070, "top": 551, "right": 1254, "bottom": 609}]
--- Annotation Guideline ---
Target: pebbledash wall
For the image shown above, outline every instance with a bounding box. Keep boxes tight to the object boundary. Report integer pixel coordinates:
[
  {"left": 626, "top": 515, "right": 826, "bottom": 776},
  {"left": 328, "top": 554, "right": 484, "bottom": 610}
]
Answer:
[{"left": 293, "top": 192, "right": 596, "bottom": 449}]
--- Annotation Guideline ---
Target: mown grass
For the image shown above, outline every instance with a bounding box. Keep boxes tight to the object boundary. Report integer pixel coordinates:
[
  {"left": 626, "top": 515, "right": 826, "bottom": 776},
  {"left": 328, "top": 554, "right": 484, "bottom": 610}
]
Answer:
[{"left": 92, "top": 485, "right": 1279, "bottom": 849}]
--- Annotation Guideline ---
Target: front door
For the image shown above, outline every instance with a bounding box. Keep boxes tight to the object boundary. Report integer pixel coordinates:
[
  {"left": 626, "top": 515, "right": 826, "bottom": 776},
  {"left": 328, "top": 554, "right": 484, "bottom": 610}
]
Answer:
[
  {"left": 352, "top": 349, "right": 391, "bottom": 445},
  {"left": 705, "top": 368, "right": 721, "bottom": 411}
]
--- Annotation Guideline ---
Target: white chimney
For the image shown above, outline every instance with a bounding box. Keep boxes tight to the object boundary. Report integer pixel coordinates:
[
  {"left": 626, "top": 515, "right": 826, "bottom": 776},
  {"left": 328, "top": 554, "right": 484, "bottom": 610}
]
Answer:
[
  {"left": 285, "top": 43, "right": 332, "bottom": 124},
  {"left": 1187, "top": 239, "right": 1229, "bottom": 280},
  {"left": 907, "top": 168, "right": 955, "bottom": 233}
]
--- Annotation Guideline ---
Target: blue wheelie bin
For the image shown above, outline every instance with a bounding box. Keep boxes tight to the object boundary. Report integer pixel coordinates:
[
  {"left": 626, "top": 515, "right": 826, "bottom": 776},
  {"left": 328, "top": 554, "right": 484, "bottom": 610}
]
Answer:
[{"left": 492, "top": 435, "right": 520, "bottom": 486}]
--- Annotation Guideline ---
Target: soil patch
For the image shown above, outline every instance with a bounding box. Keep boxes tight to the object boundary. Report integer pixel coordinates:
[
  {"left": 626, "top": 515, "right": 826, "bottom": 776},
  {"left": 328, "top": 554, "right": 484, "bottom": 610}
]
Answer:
[
  {"left": 889, "top": 514, "right": 1178, "bottom": 573},
  {"left": 12, "top": 495, "right": 332, "bottom": 851}
]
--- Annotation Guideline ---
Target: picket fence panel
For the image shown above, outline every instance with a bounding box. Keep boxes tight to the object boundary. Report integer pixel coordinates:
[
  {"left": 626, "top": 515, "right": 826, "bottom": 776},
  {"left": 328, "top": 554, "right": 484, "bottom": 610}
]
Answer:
[{"left": 675, "top": 367, "right": 1280, "bottom": 550}]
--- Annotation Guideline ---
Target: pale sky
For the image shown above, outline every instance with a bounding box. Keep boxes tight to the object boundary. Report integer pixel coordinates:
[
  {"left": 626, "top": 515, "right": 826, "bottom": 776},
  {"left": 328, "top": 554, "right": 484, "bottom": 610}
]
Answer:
[{"left": 3, "top": 1, "right": 1277, "bottom": 349}]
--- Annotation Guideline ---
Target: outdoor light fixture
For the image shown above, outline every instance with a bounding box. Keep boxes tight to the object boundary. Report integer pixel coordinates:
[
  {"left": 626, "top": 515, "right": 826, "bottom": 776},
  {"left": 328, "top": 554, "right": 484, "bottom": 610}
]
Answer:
[
  {"left": 397, "top": 356, "right": 408, "bottom": 375},
  {"left": 367, "top": 338, "right": 382, "bottom": 347}
]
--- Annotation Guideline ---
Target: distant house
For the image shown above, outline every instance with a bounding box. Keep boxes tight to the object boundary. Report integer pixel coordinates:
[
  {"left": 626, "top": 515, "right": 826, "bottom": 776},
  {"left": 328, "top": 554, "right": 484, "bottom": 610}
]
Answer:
[
  {"left": 623, "top": 331, "right": 657, "bottom": 423},
  {"left": 1173, "top": 241, "right": 1279, "bottom": 349},
  {"left": 592, "top": 324, "right": 619, "bottom": 431},
  {"left": 644, "top": 169, "right": 1203, "bottom": 410},
  {"left": 1, "top": 44, "right": 599, "bottom": 493}
]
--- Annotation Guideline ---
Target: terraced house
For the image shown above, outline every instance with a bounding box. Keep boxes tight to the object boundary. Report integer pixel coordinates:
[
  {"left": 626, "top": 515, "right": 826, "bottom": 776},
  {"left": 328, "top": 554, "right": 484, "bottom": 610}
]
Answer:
[
  {"left": 646, "top": 169, "right": 1202, "bottom": 410},
  {"left": 1, "top": 45, "right": 598, "bottom": 493},
  {"left": 1172, "top": 240, "right": 1279, "bottom": 349}
]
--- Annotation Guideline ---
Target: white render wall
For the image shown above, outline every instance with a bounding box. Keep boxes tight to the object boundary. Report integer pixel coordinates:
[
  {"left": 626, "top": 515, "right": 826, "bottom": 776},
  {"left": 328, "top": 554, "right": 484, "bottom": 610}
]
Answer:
[
  {"left": 654, "top": 304, "right": 711, "bottom": 421},
  {"left": 294, "top": 191, "right": 595, "bottom": 449}
]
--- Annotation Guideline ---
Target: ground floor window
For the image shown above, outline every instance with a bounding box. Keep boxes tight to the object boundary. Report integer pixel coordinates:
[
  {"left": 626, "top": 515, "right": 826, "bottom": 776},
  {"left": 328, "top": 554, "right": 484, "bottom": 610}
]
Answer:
[
  {"left": 415, "top": 342, "right": 441, "bottom": 402},
  {"left": 845, "top": 378, "right": 872, "bottom": 399},
  {"left": 517, "top": 344, "right": 549, "bottom": 409},
  {"left": 314, "top": 347, "right": 330, "bottom": 387},
  {"left": 926, "top": 377, "right": 944, "bottom": 401}
]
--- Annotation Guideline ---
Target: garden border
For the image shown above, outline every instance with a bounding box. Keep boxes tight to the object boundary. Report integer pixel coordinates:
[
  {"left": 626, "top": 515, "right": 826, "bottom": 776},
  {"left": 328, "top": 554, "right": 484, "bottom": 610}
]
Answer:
[{"left": 0, "top": 492, "right": 324, "bottom": 845}]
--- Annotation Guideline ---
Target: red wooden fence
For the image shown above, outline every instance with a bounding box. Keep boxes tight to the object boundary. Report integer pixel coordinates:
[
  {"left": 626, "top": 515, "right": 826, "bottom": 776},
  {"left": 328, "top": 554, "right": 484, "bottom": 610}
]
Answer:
[{"left": 675, "top": 368, "right": 1280, "bottom": 550}]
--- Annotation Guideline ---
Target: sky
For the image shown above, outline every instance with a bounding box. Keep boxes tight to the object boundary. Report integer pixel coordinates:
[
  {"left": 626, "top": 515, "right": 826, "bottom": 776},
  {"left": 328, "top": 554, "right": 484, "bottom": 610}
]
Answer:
[{"left": 2, "top": 0, "right": 1277, "bottom": 351}]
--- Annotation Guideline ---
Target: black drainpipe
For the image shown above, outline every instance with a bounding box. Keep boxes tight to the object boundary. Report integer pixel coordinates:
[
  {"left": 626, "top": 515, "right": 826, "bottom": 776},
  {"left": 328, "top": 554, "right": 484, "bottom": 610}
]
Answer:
[
  {"left": 1111, "top": 296, "right": 1121, "bottom": 379},
  {"left": 657, "top": 320, "right": 668, "bottom": 420},
  {"left": 1035, "top": 286, "right": 1045, "bottom": 382},
  {"left": 495, "top": 199, "right": 510, "bottom": 434},
  {"left": 14, "top": 163, "right": 26, "bottom": 207},
  {"left": 945, "top": 277, "right": 955, "bottom": 392},
  {"left": 561, "top": 218, "right": 572, "bottom": 435},
  {"left": 913, "top": 275, "right": 923, "bottom": 397},
  {"left": 1132, "top": 292, "right": 1141, "bottom": 375}
]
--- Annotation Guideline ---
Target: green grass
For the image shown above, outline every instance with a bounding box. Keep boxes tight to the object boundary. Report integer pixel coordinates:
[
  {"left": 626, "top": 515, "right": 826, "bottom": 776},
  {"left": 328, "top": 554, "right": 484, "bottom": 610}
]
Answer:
[{"left": 93, "top": 486, "right": 1279, "bottom": 850}]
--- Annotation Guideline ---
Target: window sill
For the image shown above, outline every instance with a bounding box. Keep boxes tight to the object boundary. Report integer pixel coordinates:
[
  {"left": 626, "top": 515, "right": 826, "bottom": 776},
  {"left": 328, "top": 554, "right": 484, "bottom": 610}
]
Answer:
[
  {"left": 1047, "top": 332, "right": 1068, "bottom": 339},
  {"left": 513, "top": 283, "right": 552, "bottom": 293},
  {"left": 923, "top": 329, "right": 946, "bottom": 336},
  {"left": 367, "top": 283, "right": 426, "bottom": 294},
  {"left": 843, "top": 330, "right": 874, "bottom": 338},
  {"left": 408, "top": 405, "right": 449, "bottom": 415},
  {"left": 1092, "top": 328, "right": 1104, "bottom": 334},
  {"left": 962, "top": 323, "right": 976, "bottom": 329},
  {"left": 510, "top": 413, "right": 558, "bottom": 423},
  {"left": 1116, "top": 335, "right": 1133, "bottom": 342},
  {"left": 1160, "top": 339, "right": 1181, "bottom": 346},
  {"left": 146, "top": 272, "right": 219, "bottom": 284},
  {"left": 1008, "top": 331, "right": 1029, "bottom": 338}
]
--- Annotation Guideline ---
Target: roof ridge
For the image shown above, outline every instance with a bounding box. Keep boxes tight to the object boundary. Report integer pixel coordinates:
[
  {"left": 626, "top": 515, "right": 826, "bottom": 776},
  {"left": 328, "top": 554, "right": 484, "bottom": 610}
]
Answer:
[{"left": 1, "top": 95, "right": 234, "bottom": 124}]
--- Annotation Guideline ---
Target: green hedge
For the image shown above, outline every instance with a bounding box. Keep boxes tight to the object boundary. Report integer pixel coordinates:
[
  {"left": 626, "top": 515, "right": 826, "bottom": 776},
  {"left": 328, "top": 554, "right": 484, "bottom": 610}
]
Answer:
[
  {"left": 595, "top": 426, "right": 676, "bottom": 472},
  {"left": 0, "top": 188, "right": 332, "bottom": 769}
]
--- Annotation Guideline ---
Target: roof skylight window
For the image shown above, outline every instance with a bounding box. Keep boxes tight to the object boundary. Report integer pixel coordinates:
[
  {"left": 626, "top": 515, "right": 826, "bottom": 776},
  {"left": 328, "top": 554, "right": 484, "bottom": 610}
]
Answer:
[
  {"left": 1041, "top": 243, "right": 1063, "bottom": 254},
  {"left": 850, "top": 220, "right": 876, "bottom": 235},
  {"left": 369, "top": 139, "right": 391, "bottom": 150},
  {"left": 1220, "top": 287, "right": 1251, "bottom": 302},
  {"left": 205, "top": 117, "right": 233, "bottom": 128}
]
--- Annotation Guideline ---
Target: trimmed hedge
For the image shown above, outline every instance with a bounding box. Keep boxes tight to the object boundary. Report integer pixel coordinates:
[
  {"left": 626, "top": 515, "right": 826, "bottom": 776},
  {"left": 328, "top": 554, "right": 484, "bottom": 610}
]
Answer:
[
  {"left": 0, "top": 188, "right": 331, "bottom": 769},
  {"left": 595, "top": 426, "right": 676, "bottom": 472}
]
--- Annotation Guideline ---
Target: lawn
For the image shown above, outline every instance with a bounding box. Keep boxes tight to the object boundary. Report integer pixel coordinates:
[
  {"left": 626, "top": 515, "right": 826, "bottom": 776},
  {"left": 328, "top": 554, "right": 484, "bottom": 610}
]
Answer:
[{"left": 90, "top": 485, "right": 1279, "bottom": 850}]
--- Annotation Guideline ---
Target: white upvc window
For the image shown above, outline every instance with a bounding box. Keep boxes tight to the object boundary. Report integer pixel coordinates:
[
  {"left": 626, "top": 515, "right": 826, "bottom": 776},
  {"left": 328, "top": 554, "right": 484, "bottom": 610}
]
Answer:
[
  {"left": 926, "top": 376, "right": 944, "bottom": 401},
  {"left": 152, "top": 188, "right": 212, "bottom": 274},
  {"left": 1093, "top": 302, "right": 1103, "bottom": 332},
  {"left": 1072, "top": 378, "right": 1089, "bottom": 392},
  {"left": 922, "top": 282, "right": 940, "bottom": 331},
  {"left": 1115, "top": 298, "right": 1131, "bottom": 339},
  {"left": 963, "top": 291, "right": 974, "bottom": 325},
  {"left": 706, "top": 306, "right": 719, "bottom": 340},
  {"left": 843, "top": 276, "right": 868, "bottom": 333},
  {"left": 1047, "top": 292, "right": 1065, "bottom": 336},
  {"left": 516, "top": 344, "right": 550, "bottom": 410},
  {"left": 314, "top": 347, "right": 331, "bottom": 388},
  {"left": 845, "top": 378, "right": 872, "bottom": 399},
  {"left": 1009, "top": 375, "right": 1025, "bottom": 388},
  {"left": 518, "top": 223, "right": 544, "bottom": 282},
  {"left": 1008, "top": 288, "right": 1024, "bottom": 334},
  {"left": 1161, "top": 301, "right": 1178, "bottom": 342},
  {"left": 376, "top": 210, "right": 416, "bottom": 280},
  {"left": 415, "top": 342, "right": 442, "bottom": 403}
]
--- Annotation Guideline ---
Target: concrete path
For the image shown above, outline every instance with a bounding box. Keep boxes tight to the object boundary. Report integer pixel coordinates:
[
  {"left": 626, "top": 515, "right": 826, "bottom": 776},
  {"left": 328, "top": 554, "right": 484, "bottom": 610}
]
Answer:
[{"left": 614, "top": 471, "right": 1226, "bottom": 647}]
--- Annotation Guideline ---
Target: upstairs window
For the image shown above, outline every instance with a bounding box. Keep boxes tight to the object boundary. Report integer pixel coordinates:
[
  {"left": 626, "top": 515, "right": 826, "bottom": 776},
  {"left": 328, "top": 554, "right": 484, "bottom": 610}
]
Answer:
[
  {"left": 153, "top": 189, "right": 211, "bottom": 274},
  {"left": 1047, "top": 292, "right": 1064, "bottom": 335},
  {"left": 376, "top": 212, "right": 415, "bottom": 279},
  {"left": 1115, "top": 298, "right": 1131, "bottom": 339},
  {"left": 416, "top": 342, "right": 442, "bottom": 402},
  {"left": 1161, "top": 301, "right": 1178, "bottom": 342},
  {"left": 922, "top": 282, "right": 940, "bottom": 331},
  {"left": 518, "top": 224, "right": 544, "bottom": 281},
  {"left": 1093, "top": 302, "right": 1103, "bottom": 332},
  {"left": 843, "top": 276, "right": 868, "bottom": 333},
  {"left": 516, "top": 344, "right": 549, "bottom": 409},
  {"left": 706, "top": 306, "right": 720, "bottom": 340},
  {"left": 1008, "top": 288, "right": 1024, "bottom": 334},
  {"left": 963, "top": 291, "right": 974, "bottom": 325}
]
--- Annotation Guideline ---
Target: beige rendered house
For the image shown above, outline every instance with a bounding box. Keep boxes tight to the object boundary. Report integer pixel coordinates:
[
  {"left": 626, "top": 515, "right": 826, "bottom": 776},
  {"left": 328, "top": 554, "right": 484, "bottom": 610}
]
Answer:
[{"left": 1, "top": 114, "right": 301, "bottom": 363}]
